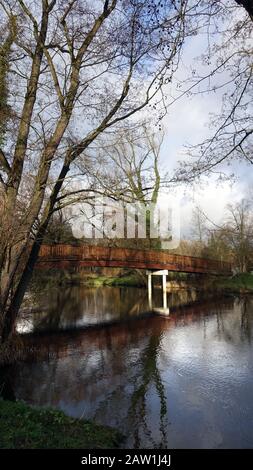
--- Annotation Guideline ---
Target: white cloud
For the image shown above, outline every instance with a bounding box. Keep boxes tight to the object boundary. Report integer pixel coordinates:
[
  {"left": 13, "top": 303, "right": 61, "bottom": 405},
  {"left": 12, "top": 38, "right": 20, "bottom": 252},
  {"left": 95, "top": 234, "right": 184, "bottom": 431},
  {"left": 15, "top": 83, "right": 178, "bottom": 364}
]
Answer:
[{"left": 154, "top": 24, "right": 253, "bottom": 239}]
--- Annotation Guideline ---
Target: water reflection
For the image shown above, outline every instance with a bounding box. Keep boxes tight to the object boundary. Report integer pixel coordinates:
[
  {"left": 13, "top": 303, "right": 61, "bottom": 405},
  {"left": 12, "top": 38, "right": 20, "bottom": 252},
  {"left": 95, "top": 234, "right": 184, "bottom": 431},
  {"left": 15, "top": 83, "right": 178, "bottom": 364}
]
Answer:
[
  {"left": 17, "top": 286, "right": 205, "bottom": 334},
  {"left": 3, "top": 290, "right": 253, "bottom": 448},
  {"left": 128, "top": 334, "right": 168, "bottom": 448}
]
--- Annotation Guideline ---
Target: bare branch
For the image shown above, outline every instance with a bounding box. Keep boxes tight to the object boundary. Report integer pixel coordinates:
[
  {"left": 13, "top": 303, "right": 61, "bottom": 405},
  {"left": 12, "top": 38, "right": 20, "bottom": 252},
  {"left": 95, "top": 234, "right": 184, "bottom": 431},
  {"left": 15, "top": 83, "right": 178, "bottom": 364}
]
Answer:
[{"left": 0, "top": 149, "right": 11, "bottom": 174}]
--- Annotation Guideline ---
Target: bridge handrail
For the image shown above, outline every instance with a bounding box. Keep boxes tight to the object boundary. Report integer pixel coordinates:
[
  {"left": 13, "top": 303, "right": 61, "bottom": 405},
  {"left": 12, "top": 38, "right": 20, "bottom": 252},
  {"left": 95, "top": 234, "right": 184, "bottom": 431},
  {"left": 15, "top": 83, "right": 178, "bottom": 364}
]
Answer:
[{"left": 38, "top": 244, "right": 231, "bottom": 273}]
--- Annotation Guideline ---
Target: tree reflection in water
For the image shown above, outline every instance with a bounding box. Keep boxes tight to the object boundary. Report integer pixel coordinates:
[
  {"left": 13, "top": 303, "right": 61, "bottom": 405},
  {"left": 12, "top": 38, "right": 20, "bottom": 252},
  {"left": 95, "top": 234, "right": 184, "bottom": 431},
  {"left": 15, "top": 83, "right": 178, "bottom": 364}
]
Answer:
[{"left": 129, "top": 334, "right": 168, "bottom": 449}]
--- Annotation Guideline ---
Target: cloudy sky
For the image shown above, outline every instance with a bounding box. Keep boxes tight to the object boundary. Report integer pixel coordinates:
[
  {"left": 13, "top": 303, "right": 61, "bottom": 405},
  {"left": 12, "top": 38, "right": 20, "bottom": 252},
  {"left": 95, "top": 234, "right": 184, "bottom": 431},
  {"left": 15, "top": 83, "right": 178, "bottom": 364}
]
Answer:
[{"left": 157, "top": 14, "right": 253, "bottom": 239}]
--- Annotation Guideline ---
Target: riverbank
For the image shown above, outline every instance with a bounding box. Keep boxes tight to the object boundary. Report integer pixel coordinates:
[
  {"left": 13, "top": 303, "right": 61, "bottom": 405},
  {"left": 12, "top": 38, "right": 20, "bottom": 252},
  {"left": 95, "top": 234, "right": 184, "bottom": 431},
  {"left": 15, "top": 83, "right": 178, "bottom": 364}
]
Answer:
[
  {"left": 31, "top": 269, "right": 253, "bottom": 294},
  {"left": 31, "top": 268, "right": 146, "bottom": 290},
  {"left": 83, "top": 272, "right": 253, "bottom": 294},
  {"left": 212, "top": 273, "right": 253, "bottom": 294},
  {"left": 0, "top": 399, "right": 122, "bottom": 449},
  {"left": 165, "top": 273, "right": 253, "bottom": 294}
]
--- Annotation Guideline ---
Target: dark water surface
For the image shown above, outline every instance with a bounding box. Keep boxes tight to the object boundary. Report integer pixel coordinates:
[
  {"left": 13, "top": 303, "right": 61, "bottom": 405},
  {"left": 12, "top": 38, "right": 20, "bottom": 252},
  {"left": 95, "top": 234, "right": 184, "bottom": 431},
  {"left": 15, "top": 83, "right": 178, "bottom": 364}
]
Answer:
[{"left": 2, "top": 286, "right": 253, "bottom": 448}]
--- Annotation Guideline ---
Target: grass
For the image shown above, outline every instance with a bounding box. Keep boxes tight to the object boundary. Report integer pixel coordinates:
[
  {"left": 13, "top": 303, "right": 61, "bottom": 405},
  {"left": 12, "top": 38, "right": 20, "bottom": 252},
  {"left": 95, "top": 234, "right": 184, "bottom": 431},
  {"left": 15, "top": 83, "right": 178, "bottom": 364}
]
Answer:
[
  {"left": 213, "top": 273, "right": 253, "bottom": 293},
  {"left": 0, "top": 399, "right": 122, "bottom": 449}
]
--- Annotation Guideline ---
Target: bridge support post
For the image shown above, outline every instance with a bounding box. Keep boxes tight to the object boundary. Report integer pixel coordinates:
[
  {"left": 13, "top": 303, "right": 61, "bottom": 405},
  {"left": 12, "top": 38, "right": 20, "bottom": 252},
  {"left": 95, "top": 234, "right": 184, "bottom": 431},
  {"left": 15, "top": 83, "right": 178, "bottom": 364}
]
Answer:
[
  {"left": 146, "top": 270, "right": 169, "bottom": 315},
  {"left": 148, "top": 273, "right": 152, "bottom": 309},
  {"left": 162, "top": 273, "right": 167, "bottom": 310}
]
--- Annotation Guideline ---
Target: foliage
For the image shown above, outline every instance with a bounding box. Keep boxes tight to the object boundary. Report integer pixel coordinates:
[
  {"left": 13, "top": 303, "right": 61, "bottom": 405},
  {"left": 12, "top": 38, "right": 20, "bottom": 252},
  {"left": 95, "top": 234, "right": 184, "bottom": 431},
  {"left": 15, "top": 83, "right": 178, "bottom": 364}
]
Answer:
[{"left": 213, "top": 273, "right": 253, "bottom": 293}]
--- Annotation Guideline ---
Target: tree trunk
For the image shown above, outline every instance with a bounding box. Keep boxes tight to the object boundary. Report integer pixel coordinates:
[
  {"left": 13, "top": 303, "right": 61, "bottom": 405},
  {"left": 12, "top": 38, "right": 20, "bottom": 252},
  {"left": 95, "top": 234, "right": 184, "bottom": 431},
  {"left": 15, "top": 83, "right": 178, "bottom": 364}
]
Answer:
[{"left": 0, "top": 227, "right": 48, "bottom": 343}]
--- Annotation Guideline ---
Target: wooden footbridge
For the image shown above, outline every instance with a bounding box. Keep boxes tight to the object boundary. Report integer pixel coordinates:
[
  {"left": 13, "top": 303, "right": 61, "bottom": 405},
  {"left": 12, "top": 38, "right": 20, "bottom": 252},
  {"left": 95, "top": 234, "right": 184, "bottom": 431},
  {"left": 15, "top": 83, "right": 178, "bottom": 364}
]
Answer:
[
  {"left": 38, "top": 244, "right": 231, "bottom": 275},
  {"left": 37, "top": 244, "right": 231, "bottom": 315}
]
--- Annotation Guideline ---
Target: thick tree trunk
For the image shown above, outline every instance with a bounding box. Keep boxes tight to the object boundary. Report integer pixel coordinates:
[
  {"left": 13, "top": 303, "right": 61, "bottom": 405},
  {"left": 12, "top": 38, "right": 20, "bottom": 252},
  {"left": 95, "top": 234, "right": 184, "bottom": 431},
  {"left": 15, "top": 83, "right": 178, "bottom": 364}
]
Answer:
[
  {"left": 0, "top": 226, "right": 48, "bottom": 343},
  {"left": 0, "top": 161, "right": 71, "bottom": 343}
]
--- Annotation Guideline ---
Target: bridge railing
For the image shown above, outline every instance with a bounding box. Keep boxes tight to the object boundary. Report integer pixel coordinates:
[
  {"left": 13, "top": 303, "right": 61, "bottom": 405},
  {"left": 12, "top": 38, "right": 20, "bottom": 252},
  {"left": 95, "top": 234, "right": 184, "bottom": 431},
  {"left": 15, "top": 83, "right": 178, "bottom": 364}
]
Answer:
[{"left": 38, "top": 244, "right": 231, "bottom": 274}]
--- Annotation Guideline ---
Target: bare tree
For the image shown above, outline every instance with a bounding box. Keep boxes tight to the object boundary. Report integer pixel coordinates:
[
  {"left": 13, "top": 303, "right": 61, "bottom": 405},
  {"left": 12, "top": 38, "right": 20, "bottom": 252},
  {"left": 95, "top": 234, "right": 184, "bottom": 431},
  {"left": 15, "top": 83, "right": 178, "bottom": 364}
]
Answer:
[
  {"left": 174, "top": 1, "right": 253, "bottom": 182},
  {"left": 0, "top": 0, "right": 192, "bottom": 343},
  {"left": 223, "top": 200, "right": 253, "bottom": 272},
  {"left": 85, "top": 125, "right": 164, "bottom": 204},
  {"left": 189, "top": 200, "right": 253, "bottom": 271},
  {"left": 64, "top": 124, "right": 167, "bottom": 249},
  {"left": 191, "top": 205, "right": 207, "bottom": 244}
]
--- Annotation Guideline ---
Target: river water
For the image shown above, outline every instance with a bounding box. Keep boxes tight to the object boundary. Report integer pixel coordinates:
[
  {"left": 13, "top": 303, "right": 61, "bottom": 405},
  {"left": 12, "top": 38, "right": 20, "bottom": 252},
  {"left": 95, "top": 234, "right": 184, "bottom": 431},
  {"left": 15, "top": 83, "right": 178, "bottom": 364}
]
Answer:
[{"left": 2, "top": 286, "right": 253, "bottom": 448}]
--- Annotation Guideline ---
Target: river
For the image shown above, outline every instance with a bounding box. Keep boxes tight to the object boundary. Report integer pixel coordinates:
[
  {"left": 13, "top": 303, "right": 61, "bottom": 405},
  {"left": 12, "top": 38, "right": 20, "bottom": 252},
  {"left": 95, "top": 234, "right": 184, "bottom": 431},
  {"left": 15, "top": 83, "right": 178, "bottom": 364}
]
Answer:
[{"left": 1, "top": 286, "right": 253, "bottom": 448}]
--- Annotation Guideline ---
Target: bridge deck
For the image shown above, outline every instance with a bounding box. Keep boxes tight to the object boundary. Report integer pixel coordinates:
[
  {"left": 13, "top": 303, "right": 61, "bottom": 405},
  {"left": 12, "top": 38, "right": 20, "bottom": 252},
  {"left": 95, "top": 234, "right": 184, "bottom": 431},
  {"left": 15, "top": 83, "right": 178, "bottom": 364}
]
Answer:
[{"left": 37, "top": 244, "right": 231, "bottom": 275}]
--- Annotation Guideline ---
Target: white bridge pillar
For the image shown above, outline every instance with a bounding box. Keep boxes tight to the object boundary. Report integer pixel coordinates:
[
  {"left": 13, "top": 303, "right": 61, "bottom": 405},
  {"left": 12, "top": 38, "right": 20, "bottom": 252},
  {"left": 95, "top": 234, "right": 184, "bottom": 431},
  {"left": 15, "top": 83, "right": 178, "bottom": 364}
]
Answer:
[
  {"left": 162, "top": 273, "right": 167, "bottom": 310},
  {"left": 148, "top": 273, "right": 152, "bottom": 309},
  {"left": 146, "top": 270, "right": 170, "bottom": 315}
]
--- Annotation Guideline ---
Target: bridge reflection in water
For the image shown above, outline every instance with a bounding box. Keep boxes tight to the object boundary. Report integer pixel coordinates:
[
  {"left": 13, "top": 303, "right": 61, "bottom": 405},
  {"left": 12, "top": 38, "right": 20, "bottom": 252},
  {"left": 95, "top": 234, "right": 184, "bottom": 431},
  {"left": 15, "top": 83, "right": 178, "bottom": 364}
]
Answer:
[
  {"left": 37, "top": 244, "right": 232, "bottom": 314},
  {"left": 17, "top": 286, "right": 204, "bottom": 334},
  {"left": 3, "top": 287, "right": 253, "bottom": 449}
]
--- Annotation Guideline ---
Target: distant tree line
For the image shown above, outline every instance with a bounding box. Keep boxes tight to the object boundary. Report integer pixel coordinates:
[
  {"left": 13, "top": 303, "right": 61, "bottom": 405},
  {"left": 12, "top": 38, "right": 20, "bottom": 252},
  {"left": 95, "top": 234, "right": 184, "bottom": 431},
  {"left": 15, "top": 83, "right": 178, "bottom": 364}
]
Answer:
[{"left": 174, "top": 200, "right": 253, "bottom": 273}]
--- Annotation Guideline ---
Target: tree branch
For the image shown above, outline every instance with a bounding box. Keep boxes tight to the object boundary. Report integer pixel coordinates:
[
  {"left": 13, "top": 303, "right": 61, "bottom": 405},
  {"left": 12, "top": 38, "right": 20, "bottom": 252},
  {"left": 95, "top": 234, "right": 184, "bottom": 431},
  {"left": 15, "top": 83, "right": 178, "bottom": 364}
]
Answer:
[{"left": 0, "top": 149, "right": 11, "bottom": 174}]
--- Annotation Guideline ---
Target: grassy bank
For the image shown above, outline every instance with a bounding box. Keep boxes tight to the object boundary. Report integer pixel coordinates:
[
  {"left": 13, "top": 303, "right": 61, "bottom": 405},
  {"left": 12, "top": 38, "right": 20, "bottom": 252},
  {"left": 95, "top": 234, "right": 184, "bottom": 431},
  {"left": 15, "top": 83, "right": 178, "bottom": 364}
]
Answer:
[
  {"left": 213, "top": 273, "right": 253, "bottom": 294},
  {"left": 0, "top": 399, "right": 122, "bottom": 449}
]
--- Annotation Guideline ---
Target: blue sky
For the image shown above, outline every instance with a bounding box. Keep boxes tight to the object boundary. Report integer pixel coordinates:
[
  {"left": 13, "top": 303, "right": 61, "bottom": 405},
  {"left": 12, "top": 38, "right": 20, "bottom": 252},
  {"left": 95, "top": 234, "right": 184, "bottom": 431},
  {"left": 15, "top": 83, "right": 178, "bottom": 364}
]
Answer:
[{"left": 156, "top": 14, "right": 253, "bottom": 238}]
